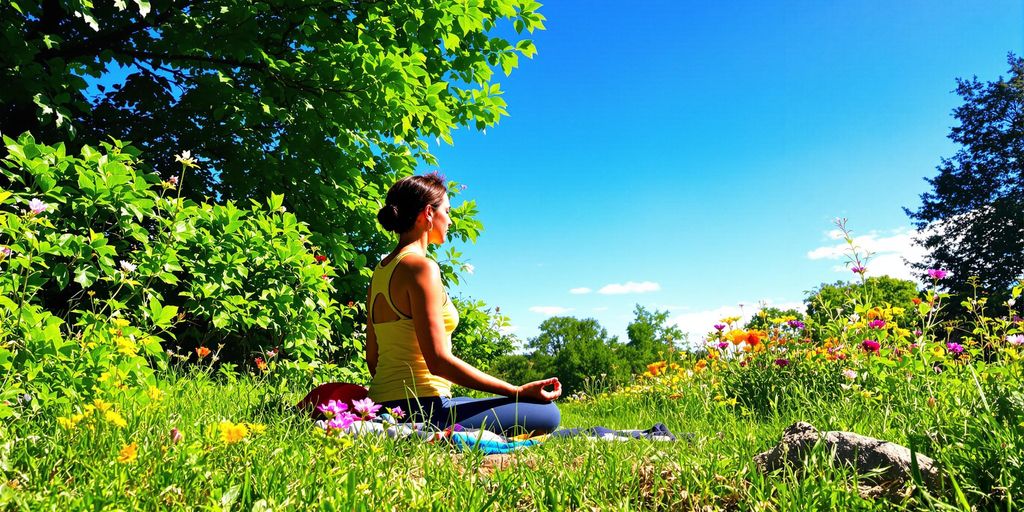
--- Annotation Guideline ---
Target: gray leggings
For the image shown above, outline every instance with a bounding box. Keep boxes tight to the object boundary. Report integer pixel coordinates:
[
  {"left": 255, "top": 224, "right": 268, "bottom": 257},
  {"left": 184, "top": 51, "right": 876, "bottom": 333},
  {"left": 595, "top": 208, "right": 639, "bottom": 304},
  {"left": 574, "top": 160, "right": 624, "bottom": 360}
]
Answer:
[{"left": 379, "top": 395, "right": 561, "bottom": 436}]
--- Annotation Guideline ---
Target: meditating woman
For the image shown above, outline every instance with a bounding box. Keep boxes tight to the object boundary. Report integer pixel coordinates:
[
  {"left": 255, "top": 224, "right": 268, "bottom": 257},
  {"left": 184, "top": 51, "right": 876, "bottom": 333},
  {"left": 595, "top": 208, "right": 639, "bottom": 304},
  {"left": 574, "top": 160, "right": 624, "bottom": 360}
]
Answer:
[{"left": 367, "top": 173, "right": 561, "bottom": 435}]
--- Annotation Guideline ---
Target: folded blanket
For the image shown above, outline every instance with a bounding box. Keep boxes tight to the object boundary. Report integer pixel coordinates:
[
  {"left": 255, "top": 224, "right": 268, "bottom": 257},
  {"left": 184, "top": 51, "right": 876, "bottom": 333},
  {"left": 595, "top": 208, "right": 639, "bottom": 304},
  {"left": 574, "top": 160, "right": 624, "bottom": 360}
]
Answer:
[{"left": 315, "top": 416, "right": 681, "bottom": 455}]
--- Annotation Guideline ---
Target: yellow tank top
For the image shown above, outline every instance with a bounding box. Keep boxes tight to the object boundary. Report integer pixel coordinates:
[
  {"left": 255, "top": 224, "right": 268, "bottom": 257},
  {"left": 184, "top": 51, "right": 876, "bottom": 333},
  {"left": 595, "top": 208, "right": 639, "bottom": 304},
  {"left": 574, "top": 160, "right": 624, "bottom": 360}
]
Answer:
[{"left": 367, "top": 250, "right": 459, "bottom": 403}]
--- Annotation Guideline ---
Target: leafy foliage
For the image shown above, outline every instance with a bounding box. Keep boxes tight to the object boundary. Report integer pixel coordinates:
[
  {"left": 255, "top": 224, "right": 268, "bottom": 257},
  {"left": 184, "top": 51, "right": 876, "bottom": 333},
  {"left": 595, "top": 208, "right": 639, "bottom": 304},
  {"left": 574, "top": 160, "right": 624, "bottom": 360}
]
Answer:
[
  {"left": 449, "top": 296, "right": 516, "bottom": 372},
  {"left": 0, "top": 0, "right": 543, "bottom": 303},
  {"left": 805, "top": 276, "right": 920, "bottom": 332},
  {"left": 0, "top": 134, "right": 338, "bottom": 414},
  {"left": 906, "top": 53, "right": 1024, "bottom": 297}
]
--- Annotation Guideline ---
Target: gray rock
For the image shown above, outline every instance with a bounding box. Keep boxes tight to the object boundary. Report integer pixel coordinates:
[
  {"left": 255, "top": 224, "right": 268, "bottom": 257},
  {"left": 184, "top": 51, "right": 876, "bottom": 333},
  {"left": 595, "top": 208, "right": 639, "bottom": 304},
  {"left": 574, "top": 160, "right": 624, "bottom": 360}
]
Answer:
[{"left": 754, "top": 422, "right": 945, "bottom": 500}]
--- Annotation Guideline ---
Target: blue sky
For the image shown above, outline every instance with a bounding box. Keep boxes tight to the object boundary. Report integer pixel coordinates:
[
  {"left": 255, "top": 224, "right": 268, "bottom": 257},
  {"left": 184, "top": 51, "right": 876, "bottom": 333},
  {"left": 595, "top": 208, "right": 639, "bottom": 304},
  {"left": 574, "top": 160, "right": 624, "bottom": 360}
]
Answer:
[{"left": 426, "top": 0, "right": 1024, "bottom": 345}]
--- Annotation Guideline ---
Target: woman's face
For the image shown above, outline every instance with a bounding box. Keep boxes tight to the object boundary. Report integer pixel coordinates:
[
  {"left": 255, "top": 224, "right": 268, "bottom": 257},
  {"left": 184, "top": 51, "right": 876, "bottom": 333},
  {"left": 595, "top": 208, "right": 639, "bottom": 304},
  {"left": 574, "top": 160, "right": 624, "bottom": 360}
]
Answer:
[{"left": 428, "top": 194, "right": 452, "bottom": 244}]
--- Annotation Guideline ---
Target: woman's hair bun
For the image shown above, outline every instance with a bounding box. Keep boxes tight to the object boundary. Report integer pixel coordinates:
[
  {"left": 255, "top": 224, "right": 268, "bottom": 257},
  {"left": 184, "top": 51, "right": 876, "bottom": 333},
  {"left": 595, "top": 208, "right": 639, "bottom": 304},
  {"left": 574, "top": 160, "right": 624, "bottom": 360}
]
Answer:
[{"left": 377, "top": 204, "right": 401, "bottom": 232}]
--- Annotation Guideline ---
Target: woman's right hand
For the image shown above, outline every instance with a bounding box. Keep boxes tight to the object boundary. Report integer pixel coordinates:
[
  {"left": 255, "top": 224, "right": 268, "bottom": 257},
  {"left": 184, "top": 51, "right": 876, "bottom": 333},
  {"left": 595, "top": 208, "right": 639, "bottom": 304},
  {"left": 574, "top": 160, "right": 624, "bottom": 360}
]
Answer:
[{"left": 516, "top": 377, "right": 562, "bottom": 402}]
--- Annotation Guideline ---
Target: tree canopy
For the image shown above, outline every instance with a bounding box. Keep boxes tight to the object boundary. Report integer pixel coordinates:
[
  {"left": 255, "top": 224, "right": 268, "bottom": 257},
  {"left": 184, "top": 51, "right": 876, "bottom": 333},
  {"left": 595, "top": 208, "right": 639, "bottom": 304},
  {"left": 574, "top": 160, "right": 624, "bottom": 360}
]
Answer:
[
  {"left": 906, "top": 53, "right": 1024, "bottom": 296},
  {"left": 1, "top": 0, "right": 545, "bottom": 297}
]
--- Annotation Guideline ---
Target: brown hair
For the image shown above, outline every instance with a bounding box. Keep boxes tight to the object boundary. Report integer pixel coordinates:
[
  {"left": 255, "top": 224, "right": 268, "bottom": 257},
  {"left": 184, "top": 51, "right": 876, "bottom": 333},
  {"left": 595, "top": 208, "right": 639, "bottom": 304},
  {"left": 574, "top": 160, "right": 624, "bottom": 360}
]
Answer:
[{"left": 377, "top": 173, "right": 447, "bottom": 233}]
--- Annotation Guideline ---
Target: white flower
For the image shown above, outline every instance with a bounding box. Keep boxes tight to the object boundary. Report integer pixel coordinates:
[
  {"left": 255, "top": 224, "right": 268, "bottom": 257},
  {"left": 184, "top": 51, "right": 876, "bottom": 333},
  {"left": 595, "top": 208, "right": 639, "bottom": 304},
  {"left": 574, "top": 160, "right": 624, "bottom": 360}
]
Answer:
[
  {"left": 168, "top": 175, "right": 179, "bottom": 186},
  {"left": 119, "top": 260, "right": 137, "bottom": 273},
  {"left": 28, "top": 198, "right": 47, "bottom": 215},
  {"left": 174, "top": 151, "right": 198, "bottom": 168}
]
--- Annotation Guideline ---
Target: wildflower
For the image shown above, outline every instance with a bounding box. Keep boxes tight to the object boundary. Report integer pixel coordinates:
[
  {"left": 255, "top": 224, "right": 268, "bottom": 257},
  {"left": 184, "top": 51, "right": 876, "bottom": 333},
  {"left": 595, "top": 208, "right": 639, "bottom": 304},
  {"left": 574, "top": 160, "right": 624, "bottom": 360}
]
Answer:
[
  {"left": 115, "top": 336, "right": 137, "bottom": 356},
  {"left": 694, "top": 360, "right": 708, "bottom": 372},
  {"left": 720, "top": 316, "right": 741, "bottom": 325},
  {"left": 926, "top": 396, "right": 937, "bottom": 408},
  {"left": 218, "top": 421, "right": 248, "bottom": 444},
  {"left": 168, "top": 175, "right": 179, "bottom": 186},
  {"left": 1007, "top": 334, "right": 1024, "bottom": 346},
  {"left": 842, "top": 369, "right": 857, "bottom": 380},
  {"left": 946, "top": 342, "right": 965, "bottom": 356},
  {"left": 926, "top": 268, "right": 948, "bottom": 280},
  {"left": 58, "top": 416, "right": 77, "bottom": 430},
  {"left": 327, "top": 412, "right": 358, "bottom": 431},
  {"left": 196, "top": 346, "right": 211, "bottom": 358},
  {"left": 787, "top": 320, "right": 806, "bottom": 329},
  {"left": 117, "top": 442, "right": 138, "bottom": 463},
  {"left": 389, "top": 406, "right": 406, "bottom": 420},
  {"left": 315, "top": 255, "right": 327, "bottom": 263},
  {"left": 245, "top": 423, "right": 267, "bottom": 435},
  {"left": 774, "top": 358, "right": 790, "bottom": 367},
  {"left": 174, "top": 150, "right": 199, "bottom": 168},
  {"left": 28, "top": 198, "right": 47, "bottom": 215},
  {"left": 318, "top": 400, "right": 349, "bottom": 418},
  {"left": 931, "top": 344, "right": 945, "bottom": 358},
  {"left": 717, "top": 341, "right": 729, "bottom": 350},
  {"left": 119, "top": 260, "right": 137, "bottom": 273},
  {"left": 147, "top": 386, "right": 163, "bottom": 401},
  {"left": 646, "top": 361, "right": 667, "bottom": 376},
  {"left": 170, "top": 427, "right": 183, "bottom": 444},
  {"left": 352, "top": 398, "right": 381, "bottom": 419},
  {"left": 745, "top": 331, "right": 762, "bottom": 346},
  {"left": 93, "top": 398, "right": 113, "bottom": 412},
  {"left": 266, "top": 347, "right": 279, "bottom": 358},
  {"left": 0, "top": 246, "right": 10, "bottom": 257},
  {"left": 867, "top": 319, "right": 886, "bottom": 329},
  {"left": 713, "top": 324, "right": 726, "bottom": 331},
  {"left": 255, "top": 357, "right": 267, "bottom": 371},
  {"left": 912, "top": 298, "right": 922, "bottom": 305},
  {"left": 105, "top": 410, "right": 128, "bottom": 428},
  {"left": 861, "top": 339, "right": 880, "bottom": 354},
  {"left": 914, "top": 330, "right": 923, "bottom": 336},
  {"left": 850, "top": 265, "right": 866, "bottom": 274},
  {"left": 725, "top": 329, "right": 747, "bottom": 345}
]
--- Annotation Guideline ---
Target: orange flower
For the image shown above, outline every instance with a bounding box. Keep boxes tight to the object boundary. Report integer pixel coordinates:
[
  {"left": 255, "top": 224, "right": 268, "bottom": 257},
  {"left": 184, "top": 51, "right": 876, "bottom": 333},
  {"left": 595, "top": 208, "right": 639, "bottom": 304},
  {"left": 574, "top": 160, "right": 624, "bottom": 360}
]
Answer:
[
  {"left": 255, "top": 357, "right": 267, "bottom": 371},
  {"left": 707, "top": 350, "right": 719, "bottom": 360},
  {"left": 912, "top": 298, "right": 922, "bottom": 305},
  {"left": 694, "top": 360, "right": 708, "bottom": 372},
  {"left": 196, "top": 347, "right": 211, "bottom": 359},
  {"left": 746, "top": 331, "right": 762, "bottom": 346},
  {"left": 117, "top": 442, "right": 138, "bottom": 464},
  {"left": 726, "top": 329, "right": 747, "bottom": 345},
  {"left": 646, "top": 361, "right": 667, "bottom": 376}
]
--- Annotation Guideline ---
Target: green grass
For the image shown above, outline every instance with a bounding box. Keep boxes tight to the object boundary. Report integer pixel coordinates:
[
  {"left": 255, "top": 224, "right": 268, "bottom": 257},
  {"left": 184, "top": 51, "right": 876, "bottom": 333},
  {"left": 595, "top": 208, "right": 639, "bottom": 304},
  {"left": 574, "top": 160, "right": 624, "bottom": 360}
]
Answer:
[{"left": 0, "top": 367, "right": 1020, "bottom": 511}]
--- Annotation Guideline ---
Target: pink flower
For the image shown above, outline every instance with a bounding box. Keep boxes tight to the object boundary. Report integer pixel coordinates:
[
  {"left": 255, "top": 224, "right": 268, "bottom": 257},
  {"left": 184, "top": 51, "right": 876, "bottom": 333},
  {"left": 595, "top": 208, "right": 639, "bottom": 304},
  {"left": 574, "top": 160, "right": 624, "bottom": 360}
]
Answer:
[
  {"left": 168, "top": 176, "right": 179, "bottom": 186},
  {"left": 717, "top": 341, "right": 729, "bottom": 350},
  {"left": 1006, "top": 334, "right": 1024, "bottom": 346},
  {"left": 317, "top": 399, "right": 348, "bottom": 418},
  {"left": 352, "top": 397, "right": 381, "bottom": 419},
  {"left": 861, "top": 339, "right": 880, "bottom": 354},
  {"left": 0, "top": 246, "right": 11, "bottom": 257},
  {"left": 713, "top": 324, "right": 726, "bottom": 331},
  {"left": 327, "top": 412, "right": 358, "bottom": 431},
  {"left": 389, "top": 406, "right": 406, "bottom": 420},
  {"left": 842, "top": 369, "right": 857, "bottom": 380},
  {"left": 850, "top": 265, "right": 866, "bottom": 274},
  {"left": 867, "top": 319, "right": 886, "bottom": 329},
  {"left": 927, "top": 268, "right": 949, "bottom": 280},
  {"left": 28, "top": 198, "right": 47, "bottom": 215},
  {"left": 946, "top": 342, "right": 964, "bottom": 355}
]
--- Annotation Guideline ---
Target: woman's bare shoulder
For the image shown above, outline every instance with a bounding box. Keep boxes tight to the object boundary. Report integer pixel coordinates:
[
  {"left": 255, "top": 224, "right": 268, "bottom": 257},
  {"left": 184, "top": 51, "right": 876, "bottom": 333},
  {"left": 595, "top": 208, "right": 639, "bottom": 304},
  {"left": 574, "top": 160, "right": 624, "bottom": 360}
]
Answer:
[{"left": 395, "top": 253, "right": 440, "bottom": 281}]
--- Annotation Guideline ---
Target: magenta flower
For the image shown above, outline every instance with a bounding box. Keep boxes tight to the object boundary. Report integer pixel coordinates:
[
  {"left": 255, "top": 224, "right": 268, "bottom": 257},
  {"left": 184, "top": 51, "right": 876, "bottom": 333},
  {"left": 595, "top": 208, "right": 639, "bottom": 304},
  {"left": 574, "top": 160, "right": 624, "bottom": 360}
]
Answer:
[
  {"left": 946, "top": 342, "right": 964, "bottom": 355},
  {"left": 389, "top": 406, "right": 406, "bottom": 420},
  {"left": 28, "top": 198, "right": 47, "bottom": 215},
  {"left": 713, "top": 324, "right": 726, "bottom": 331},
  {"left": 774, "top": 358, "right": 790, "bottom": 367},
  {"left": 787, "top": 320, "right": 805, "bottom": 329},
  {"left": 327, "top": 412, "right": 358, "bottom": 431},
  {"left": 317, "top": 399, "right": 349, "bottom": 418},
  {"left": 170, "top": 427, "right": 183, "bottom": 444},
  {"left": 717, "top": 341, "right": 729, "bottom": 350},
  {"left": 1006, "top": 334, "right": 1024, "bottom": 346},
  {"left": 850, "top": 265, "right": 866, "bottom": 274},
  {"left": 913, "top": 330, "right": 922, "bottom": 336},
  {"left": 861, "top": 339, "right": 880, "bottom": 354},
  {"left": 352, "top": 397, "right": 381, "bottom": 419},
  {"left": 0, "top": 246, "right": 11, "bottom": 257},
  {"left": 867, "top": 319, "right": 886, "bottom": 329},
  {"left": 926, "top": 268, "right": 949, "bottom": 280}
]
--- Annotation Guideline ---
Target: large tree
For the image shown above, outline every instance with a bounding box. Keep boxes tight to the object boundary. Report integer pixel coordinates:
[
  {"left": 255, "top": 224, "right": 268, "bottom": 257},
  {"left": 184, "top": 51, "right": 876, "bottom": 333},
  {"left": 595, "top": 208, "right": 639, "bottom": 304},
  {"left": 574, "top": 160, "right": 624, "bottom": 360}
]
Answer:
[
  {"left": 906, "top": 54, "right": 1024, "bottom": 296},
  {"left": 0, "top": 0, "right": 544, "bottom": 297}
]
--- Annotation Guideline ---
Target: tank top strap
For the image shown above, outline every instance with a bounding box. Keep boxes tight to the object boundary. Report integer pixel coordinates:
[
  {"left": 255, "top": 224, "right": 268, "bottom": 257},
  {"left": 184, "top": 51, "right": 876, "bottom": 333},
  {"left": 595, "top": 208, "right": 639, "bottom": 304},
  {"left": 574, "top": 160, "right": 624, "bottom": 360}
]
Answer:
[{"left": 372, "top": 250, "right": 422, "bottom": 321}]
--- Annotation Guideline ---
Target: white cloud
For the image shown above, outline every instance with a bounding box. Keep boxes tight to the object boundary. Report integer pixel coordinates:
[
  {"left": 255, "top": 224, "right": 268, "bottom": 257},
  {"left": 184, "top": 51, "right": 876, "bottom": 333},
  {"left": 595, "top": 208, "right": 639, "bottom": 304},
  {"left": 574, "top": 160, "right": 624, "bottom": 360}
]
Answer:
[
  {"left": 597, "top": 281, "right": 661, "bottom": 295},
  {"left": 528, "top": 306, "right": 573, "bottom": 316},
  {"left": 499, "top": 324, "right": 520, "bottom": 335},
  {"left": 806, "top": 227, "right": 927, "bottom": 282},
  {"left": 569, "top": 287, "right": 592, "bottom": 294}
]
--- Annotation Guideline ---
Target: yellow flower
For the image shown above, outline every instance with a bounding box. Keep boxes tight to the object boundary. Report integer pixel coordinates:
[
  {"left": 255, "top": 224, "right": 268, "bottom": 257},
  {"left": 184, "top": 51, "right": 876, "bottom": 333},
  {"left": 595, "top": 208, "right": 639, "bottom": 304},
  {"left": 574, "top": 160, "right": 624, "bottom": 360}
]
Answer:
[
  {"left": 111, "top": 318, "right": 130, "bottom": 328},
  {"left": 245, "top": 423, "right": 267, "bottom": 435},
  {"left": 931, "top": 344, "right": 945, "bottom": 358},
  {"left": 218, "top": 421, "right": 248, "bottom": 444},
  {"left": 105, "top": 410, "right": 128, "bottom": 428},
  {"left": 146, "top": 386, "right": 163, "bottom": 401},
  {"left": 114, "top": 336, "right": 138, "bottom": 356},
  {"left": 58, "top": 416, "right": 77, "bottom": 430},
  {"left": 720, "top": 316, "right": 741, "bottom": 325},
  {"left": 117, "top": 442, "right": 138, "bottom": 464},
  {"left": 92, "top": 399, "right": 112, "bottom": 412}
]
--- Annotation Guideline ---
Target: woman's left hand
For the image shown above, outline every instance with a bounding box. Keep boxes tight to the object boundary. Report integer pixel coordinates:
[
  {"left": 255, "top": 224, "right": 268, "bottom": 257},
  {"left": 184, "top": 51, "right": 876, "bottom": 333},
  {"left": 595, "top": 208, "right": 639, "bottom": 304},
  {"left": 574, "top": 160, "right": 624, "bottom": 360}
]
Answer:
[{"left": 516, "top": 377, "right": 562, "bottom": 402}]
